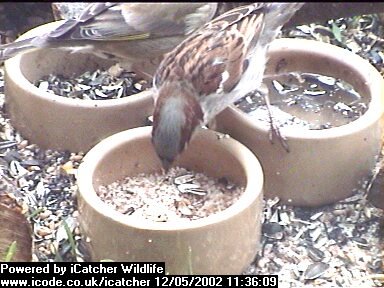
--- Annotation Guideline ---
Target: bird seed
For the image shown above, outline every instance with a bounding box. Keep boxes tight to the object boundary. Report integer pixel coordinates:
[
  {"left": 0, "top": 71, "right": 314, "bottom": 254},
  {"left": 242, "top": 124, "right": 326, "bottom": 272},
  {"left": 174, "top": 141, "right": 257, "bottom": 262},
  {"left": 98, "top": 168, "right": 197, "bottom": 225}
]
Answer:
[
  {"left": 236, "top": 72, "right": 368, "bottom": 131},
  {"left": 97, "top": 166, "right": 244, "bottom": 222},
  {"left": 34, "top": 66, "right": 149, "bottom": 100}
]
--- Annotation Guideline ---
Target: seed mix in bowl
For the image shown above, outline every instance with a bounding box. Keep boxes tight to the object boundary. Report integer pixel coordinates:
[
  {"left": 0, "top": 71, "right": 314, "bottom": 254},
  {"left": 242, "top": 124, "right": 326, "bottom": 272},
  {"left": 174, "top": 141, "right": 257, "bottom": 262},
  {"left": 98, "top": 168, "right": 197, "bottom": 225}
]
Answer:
[
  {"left": 235, "top": 72, "right": 368, "bottom": 131},
  {"left": 34, "top": 66, "right": 149, "bottom": 100},
  {"left": 97, "top": 166, "right": 244, "bottom": 222}
]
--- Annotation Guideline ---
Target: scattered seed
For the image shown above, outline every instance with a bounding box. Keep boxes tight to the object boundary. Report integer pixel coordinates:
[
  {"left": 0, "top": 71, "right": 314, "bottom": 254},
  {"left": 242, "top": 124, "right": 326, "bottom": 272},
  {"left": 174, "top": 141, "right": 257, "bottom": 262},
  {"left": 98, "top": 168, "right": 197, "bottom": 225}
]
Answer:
[
  {"left": 307, "top": 246, "right": 325, "bottom": 262},
  {"left": 38, "top": 209, "right": 52, "bottom": 220},
  {"left": 0, "top": 140, "right": 18, "bottom": 150},
  {"left": 304, "top": 262, "right": 329, "bottom": 280},
  {"left": 236, "top": 72, "right": 368, "bottom": 131},
  {"left": 97, "top": 167, "right": 244, "bottom": 221},
  {"left": 34, "top": 68, "right": 149, "bottom": 100},
  {"left": 36, "top": 226, "right": 52, "bottom": 237},
  {"left": 177, "top": 183, "right": 207, "bottom": 196},
  {"left": 174, "top": 174, "right": 195, "bottom": 185}
]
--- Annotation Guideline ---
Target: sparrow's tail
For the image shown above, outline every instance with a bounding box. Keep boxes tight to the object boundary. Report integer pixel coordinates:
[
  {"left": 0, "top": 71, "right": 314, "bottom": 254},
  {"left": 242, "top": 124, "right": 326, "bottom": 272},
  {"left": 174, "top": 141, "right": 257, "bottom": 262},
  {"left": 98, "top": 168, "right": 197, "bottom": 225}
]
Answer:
[
  {"left": 261, "top": 3, "right": 304, "bottom": 45},
  {"left": 0, "top": 19, "right": 80, "bottom": 61},
  {"left": 0, "top": 37, "right": 38, "bottom": 61}
]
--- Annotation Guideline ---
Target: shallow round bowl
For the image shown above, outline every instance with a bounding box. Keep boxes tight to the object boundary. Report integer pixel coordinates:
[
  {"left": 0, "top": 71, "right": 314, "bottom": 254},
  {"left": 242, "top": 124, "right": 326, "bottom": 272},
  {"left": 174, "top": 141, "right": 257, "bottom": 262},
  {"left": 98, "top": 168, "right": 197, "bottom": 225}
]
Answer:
[
  {"left": 4, "top": 21, "right": 155, "bottom": 152},
  {"left": 216, "top": 38, "right": 384, "bottom": 207},
  {"left": 77, "top": 126, "right": 264, "bottom": 274}
]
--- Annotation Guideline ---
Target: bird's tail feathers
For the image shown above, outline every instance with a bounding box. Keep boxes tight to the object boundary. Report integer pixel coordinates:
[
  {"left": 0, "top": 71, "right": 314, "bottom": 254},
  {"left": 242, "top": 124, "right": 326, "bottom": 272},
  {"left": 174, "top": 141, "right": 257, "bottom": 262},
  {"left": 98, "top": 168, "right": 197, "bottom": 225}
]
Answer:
[{"left": 0, "top": 38, "right": 37, "bottom": 61}]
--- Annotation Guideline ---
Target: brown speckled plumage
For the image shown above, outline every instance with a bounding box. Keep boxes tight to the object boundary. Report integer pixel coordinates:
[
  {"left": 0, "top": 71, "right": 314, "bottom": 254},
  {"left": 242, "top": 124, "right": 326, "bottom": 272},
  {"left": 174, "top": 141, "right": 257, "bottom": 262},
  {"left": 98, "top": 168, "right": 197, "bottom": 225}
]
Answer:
[{"left": 152, "top": 3, "right": 304, "bottom": 168}]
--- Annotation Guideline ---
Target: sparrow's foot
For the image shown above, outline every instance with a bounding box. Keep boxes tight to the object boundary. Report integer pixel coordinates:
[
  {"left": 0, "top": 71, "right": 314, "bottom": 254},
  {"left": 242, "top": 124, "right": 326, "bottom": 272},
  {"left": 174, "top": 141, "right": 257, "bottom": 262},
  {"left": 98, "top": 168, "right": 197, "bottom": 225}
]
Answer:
[
  {"left": 267, "top": 109, "right": 290, "bottom": 152},
  {"left": 255, "top": 85, "right": 290, "bottom": 153}
]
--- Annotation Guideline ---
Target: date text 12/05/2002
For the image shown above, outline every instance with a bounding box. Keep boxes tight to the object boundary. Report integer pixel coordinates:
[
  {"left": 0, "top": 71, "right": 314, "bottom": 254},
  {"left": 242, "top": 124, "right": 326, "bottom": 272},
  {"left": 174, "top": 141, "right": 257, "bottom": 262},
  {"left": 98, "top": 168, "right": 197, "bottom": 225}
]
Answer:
[{"left": 154, "top": 275, "right": 278, "bottom": 287}]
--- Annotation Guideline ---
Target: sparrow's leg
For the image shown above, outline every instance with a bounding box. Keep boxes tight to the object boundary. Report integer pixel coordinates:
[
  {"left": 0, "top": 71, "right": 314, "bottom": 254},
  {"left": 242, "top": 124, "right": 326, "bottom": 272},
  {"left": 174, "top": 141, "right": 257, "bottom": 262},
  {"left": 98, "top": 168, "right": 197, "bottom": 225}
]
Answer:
[
  {"left": 206, "top": 118, "right": 217, "bottom": 131},
  {"left": 256, "top": 84, "right": 290, "bottom": 152}
]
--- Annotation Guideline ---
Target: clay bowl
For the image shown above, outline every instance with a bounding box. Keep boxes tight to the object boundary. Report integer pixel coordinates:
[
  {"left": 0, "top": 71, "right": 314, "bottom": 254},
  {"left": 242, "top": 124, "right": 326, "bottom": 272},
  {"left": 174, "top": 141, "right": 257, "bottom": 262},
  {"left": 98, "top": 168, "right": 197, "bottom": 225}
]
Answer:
[
  {"left": 77, "top": 126, "right": 264, "bottom": 274},
  {"left": 4, "top": 21, "right": 155, "bottom": 153},
  {"left": 216, "top": 38, "right": 384, "bottom": 207}
]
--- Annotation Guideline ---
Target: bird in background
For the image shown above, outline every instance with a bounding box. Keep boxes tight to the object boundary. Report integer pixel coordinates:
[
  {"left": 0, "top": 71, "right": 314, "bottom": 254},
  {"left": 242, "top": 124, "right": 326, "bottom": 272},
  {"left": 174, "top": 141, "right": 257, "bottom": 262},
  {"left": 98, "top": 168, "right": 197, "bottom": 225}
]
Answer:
[
  {"left": 152, "top": 3, "right": 304, "bottom": 170},
  {"left": 0, "top": 2, "right": 243, "bottom": 68},
  {"left": 50, "top": 2, "right": 247, "bottom": 22}
]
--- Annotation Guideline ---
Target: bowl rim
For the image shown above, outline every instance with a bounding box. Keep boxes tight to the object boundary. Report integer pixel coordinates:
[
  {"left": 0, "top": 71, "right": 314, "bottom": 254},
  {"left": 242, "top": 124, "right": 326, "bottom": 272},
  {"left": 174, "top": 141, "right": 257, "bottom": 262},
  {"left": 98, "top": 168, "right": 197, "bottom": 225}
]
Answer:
[
  {"left": 77, "top": 126, "right": 264, "bottom": 231},
  {"left": 229, "top": 38, "right": 384, "bottom": 140}
]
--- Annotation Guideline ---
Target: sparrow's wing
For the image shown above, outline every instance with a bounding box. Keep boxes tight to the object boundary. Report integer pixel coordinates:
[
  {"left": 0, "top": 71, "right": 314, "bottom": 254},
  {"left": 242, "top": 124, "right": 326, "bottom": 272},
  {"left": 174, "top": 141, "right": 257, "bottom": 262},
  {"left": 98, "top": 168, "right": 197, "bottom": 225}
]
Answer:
[
  {"left": 155, "top": 3, "right": 305, "bottom": 96},
  {"left": 155, "top": 4, "right": 266, "bottom": 96},
  {"left": 48, "top": 3, "right": 218, "bottom": 41},
  {"left": 48, "top": 3, "right": 118, "bottom": 38},
  {"left": 0, "top": 3, "right": 218, "bottom": 61}
]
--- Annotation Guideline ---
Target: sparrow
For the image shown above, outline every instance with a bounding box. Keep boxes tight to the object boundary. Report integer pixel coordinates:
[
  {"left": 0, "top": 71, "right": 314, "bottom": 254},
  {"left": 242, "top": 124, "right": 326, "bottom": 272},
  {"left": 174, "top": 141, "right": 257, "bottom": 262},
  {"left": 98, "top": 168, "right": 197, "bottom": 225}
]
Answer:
[
  {"left": 152, "top": 3, "right": 304, "bottom": 169},
  {"left": 0, "top": 2, "right": 242, "bottom": 66}
]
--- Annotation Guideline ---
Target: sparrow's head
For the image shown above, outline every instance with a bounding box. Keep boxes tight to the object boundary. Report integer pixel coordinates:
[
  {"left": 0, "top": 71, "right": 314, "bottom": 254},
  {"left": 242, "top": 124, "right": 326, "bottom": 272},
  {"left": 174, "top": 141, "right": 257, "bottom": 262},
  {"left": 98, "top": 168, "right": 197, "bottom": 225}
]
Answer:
[{"left": 152, "top": 82, "right": 203, "bottom": 170}]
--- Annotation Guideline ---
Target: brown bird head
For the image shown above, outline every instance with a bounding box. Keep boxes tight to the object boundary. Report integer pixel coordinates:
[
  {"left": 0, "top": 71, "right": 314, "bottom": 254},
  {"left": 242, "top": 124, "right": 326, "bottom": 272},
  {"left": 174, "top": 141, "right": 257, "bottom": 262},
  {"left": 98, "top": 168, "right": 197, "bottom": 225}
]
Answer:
[{"left": 152, "top": 81, "right": 203, "bottom": 170}]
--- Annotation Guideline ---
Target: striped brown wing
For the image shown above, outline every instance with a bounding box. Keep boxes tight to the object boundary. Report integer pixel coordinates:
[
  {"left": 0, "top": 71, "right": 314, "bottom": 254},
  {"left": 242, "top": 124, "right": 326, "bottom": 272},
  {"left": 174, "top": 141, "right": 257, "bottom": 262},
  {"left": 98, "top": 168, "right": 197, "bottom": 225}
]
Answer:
[{"left": 155, "top": 3, "right": 265, "bottom": 97}]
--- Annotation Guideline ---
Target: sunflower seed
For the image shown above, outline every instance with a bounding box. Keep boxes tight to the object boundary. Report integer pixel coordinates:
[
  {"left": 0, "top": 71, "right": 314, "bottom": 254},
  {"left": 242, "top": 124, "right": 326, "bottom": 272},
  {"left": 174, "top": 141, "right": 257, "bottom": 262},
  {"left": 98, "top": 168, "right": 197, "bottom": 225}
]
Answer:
[
  {"left": 351, "top": 237, "right": 369, "bottom": 248},
  {"left": 0, "top": 140, "right": 17, "bottom": 150},
  {"left": 38, "top": 81, "right": 49, "bottom": 90},
  {"left": 304, "top": 262, "right": 329, "bottom": 280},
  {"left": 20, "top": 159, "right": 41, "bottom": 166},
  {"left": 307, "top": 246, "right": 325, "bottom": 262},
  {"left": 177, "top": 183, "right": 207, "bottom": 196},
  {"left": 310, "top": 211, "right": 323, "bottom": 221},
  {"left": 310, "top": 226, "right": 323, "bottom": 242},
  {"left": 263, "top": 223, "right": 284, "bottom": 240},
  {"left": 174, "top": 174, "right": 195, "bottom": 185},
  {"left": 9, "top": 160, "right": 28, "bottom": 178}
]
